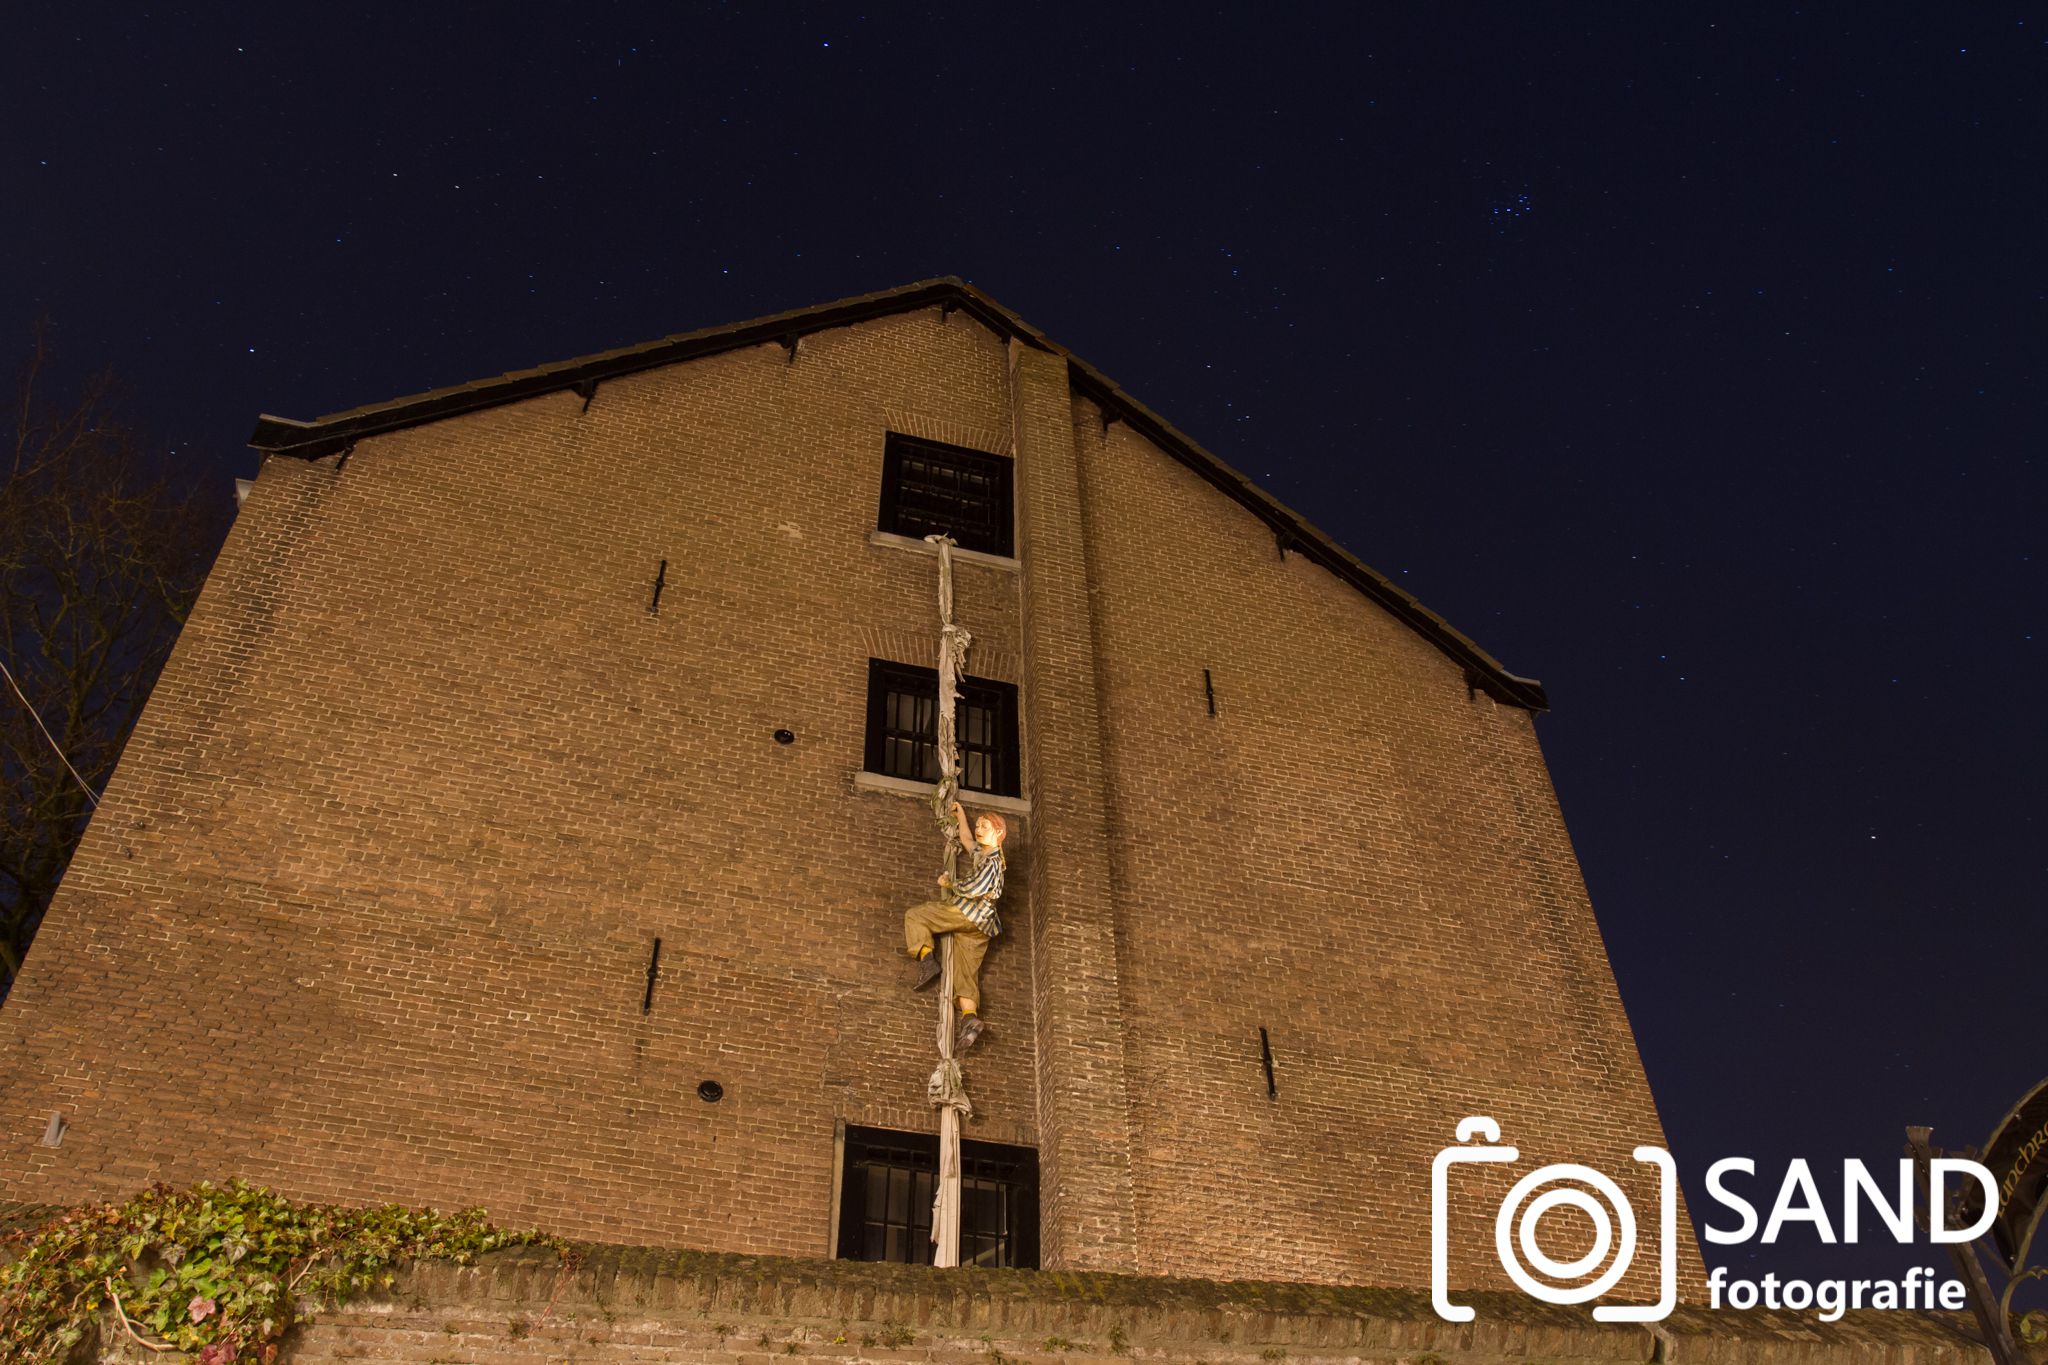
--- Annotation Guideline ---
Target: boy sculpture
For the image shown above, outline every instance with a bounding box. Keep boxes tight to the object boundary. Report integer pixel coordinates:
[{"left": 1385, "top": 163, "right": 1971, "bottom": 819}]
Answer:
[{"left": 903, "top": 801, "right": 1007, "bottom": 1049}]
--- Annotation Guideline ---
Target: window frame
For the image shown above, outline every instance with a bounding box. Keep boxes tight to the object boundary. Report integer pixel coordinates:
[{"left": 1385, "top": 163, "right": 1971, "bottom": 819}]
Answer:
[
  {"left": 834, "top": 1124, "right": 1040, "bottom": 1270},
  {"left": 863, "top": 660, "right": 1021, "bottom": 799},
  {"left": 877, "top": 433, "right": 1015, "bottom": 559}
]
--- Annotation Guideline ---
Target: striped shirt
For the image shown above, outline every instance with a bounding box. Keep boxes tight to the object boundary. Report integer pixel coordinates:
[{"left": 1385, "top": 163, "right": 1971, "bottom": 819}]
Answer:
[{"left": 946, "top": 846, "right": 1005, "bottom": 937}]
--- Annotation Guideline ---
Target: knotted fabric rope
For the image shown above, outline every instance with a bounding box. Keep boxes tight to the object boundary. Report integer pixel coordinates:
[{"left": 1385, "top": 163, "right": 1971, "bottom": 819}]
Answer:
[{"left": 924, "top": 534, "right": 972, "bottom": 1267}]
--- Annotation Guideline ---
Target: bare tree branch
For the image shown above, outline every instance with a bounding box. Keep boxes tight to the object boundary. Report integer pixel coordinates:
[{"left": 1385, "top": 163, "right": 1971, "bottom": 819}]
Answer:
[{"left": 0, "top": 324, "right": 222, "bottom": 997}]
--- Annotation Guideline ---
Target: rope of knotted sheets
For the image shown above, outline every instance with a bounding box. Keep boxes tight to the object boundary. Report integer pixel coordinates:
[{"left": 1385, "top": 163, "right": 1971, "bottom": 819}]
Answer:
[{"left": 924, "top": 533, "right": 973, "bottom": 1268}]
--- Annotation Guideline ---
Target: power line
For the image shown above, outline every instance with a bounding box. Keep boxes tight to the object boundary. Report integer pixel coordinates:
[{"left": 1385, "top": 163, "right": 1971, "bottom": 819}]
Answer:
[{"left": 0, "top": 654, "right": 101, "bottom": 808}]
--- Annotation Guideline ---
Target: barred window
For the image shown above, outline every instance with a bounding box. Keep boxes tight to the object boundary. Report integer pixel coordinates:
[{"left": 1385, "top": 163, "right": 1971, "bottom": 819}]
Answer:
[
  {"left": 878, "top": 434, "right": 1014, "bottom": 558},
  {"left": 864, "top": 661, "right": 1020, "bottom": 798},
  {"left": 835, "top": 1125, "right": 1039, "bottom": 1269}
]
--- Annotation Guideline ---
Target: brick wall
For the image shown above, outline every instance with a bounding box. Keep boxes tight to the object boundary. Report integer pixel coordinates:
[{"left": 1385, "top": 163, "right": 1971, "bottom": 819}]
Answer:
[
  {"left": 87, "top": 1246, "right": 2002, "bottom": 1365},
  {"left": 1011, "top": 342, "right": 1138, "bottom": 1271},
  {"left": 0, "top": 308, "right": 1036, "bottom": 1252},
  {"left": 2, "top": 295, "right": 1701, "bottom": 1297},
  {"left": 1070, "top": 401, "right": 1706, "bottom": 1297}
]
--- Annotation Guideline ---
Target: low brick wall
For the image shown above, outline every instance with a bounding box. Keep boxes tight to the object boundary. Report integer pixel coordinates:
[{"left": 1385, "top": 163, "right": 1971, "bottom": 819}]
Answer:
[{"left": 84, "top": 1245, "right": 2004, "bottom": 1365}]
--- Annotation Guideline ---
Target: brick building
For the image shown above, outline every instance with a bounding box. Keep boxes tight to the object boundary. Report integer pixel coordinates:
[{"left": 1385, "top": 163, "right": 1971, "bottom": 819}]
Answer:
[{"left": 0, "top": 279, "right": 1704, "bottom": 1300}]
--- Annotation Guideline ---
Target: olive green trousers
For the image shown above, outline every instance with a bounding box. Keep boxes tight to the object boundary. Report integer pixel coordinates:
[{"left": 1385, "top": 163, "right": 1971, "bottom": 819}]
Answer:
[{"left": 903, "top": 900, "right": 990, "bottom": 1008}]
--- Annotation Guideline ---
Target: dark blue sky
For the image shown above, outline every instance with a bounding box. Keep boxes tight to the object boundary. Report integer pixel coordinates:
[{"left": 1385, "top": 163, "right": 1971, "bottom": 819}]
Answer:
[{"left": 5, "top": 3, "right": 2042, "bottom": 1294}]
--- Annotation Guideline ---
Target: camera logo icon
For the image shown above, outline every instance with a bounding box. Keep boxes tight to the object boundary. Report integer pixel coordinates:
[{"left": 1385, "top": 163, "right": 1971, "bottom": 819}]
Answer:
[{"left": 1431, "top": 1116, "right": 1677, "bottom": 1323}]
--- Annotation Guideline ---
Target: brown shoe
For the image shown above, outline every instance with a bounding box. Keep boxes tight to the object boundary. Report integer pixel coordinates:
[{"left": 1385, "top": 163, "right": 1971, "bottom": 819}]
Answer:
[
  {"left": 911, "top": 953, "right": 942, "bottom": 991},
  {"left": 957, "top": 1014, "right": 987, "bottom": 1050}
]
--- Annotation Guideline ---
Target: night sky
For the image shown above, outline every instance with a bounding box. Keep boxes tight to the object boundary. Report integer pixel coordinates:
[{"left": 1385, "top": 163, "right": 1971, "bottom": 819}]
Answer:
[{"left": 6, "top": 5, "right": 2042, "bottom": 1295}]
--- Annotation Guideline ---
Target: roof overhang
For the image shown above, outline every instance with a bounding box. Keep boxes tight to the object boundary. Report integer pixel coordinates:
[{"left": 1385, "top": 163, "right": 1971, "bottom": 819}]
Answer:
[{"left": 249, "top": 277, "right": 1547, "bottom": 710}]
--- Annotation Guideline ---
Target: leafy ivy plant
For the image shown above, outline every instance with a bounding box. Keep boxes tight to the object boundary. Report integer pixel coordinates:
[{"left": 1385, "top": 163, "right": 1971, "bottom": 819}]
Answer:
[{"left": 0, "top": 1181, "right": 561, "bottom": 1365}]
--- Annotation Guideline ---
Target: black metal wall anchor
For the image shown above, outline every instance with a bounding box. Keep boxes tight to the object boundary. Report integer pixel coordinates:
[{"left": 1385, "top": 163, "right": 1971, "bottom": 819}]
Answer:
[
  {"left": 642, "top": 937, "right": 662, "bottom": 1014},
  {"left": 1204, "top": 668, "right": 1217, "bottom": 717},
  {"left": 649, "top": 559, "right": 668, "bottom": 615},
  {"left": 1260, "top": 1027, "right": 1277, "bottom": 1099}
]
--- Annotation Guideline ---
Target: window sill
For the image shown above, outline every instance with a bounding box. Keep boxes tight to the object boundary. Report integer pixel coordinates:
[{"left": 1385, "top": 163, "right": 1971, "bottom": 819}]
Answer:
[
  {"left": 868, "top": 530, "right": 1020, "bottom": 572},
  {"left": 851, "top": 770, "right": 1032, "bottom": 818}
]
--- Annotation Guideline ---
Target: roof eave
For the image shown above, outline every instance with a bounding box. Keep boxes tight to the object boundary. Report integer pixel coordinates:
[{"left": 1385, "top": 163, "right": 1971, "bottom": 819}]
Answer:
[
  {"left": 1061, "top": 363, "right": 1547, "bottom": 711},
  {"left": 249, "top": 278, "right": 1040, "bottom": 461},
  {"left": 247, "top": 278, "right": 1548, "bottom": 710}
]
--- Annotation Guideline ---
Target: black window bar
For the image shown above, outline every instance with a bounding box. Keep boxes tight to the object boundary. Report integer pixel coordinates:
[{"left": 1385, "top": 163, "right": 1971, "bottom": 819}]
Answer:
[
  {"left": 837, "top": 1125, "right": 1039, "bottom": 1269},
  {"left": 865, "top": 661, "right": 1020, "bottom": 798},
  {"left": 878, "top": 434, "right": 1015, "bottom": 558}
]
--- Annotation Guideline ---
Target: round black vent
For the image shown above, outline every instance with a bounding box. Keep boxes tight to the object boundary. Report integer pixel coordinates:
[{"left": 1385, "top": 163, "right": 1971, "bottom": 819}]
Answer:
[
  {"left": 697, "top": 1080, "right": 725, "bottom": 1103},
  {"left": 773, "top": 729, "right": 795, "bottom": 745}
]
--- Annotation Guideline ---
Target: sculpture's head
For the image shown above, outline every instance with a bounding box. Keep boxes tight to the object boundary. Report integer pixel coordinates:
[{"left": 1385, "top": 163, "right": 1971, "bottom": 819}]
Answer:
[{"left": 972, "top": 812, "right": 1007, "bottom": 850}]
